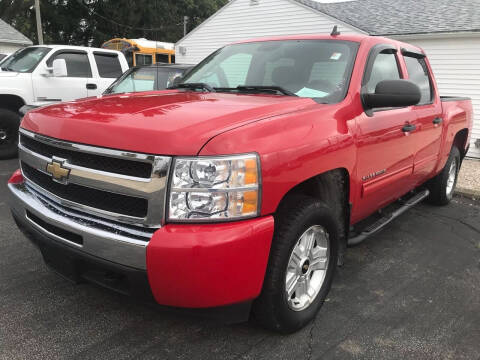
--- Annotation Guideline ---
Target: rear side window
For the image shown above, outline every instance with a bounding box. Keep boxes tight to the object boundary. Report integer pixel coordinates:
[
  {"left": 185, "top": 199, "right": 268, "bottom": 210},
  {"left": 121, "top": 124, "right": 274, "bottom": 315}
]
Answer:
[
  {"left": 156, "top": 54, "right": 169, "bottom": 64},
  {"left": 94, "top": 53, "right": 123, "bottom": 78},
  {"left": 51, "top": 52, "right": 92, "bottom": 78},
  {"left": 365, "top": 52, "right": 400, "bottom": 93},
  {"left": 404, "top": 56, "right": 433, "bottom": 105},
  {"left": 136, "top": 54, "right": 152, "bottom": 66}
]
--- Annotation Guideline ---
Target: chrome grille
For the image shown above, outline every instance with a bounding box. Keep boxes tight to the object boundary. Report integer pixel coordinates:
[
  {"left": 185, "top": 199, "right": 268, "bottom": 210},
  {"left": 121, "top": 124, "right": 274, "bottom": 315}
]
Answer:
[
  {"left": 18, "top": 128, "right": 171, "bottom": 228},
  {"left": 20, "top": 134, "right": 153, "bottom": 178}
]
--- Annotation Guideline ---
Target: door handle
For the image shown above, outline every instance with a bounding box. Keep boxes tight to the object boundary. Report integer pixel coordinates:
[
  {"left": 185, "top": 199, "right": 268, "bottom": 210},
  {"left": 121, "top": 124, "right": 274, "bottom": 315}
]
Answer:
[
  {"left": 433, "top": 117, "right": 443, "bottom": 125},
  {"left": 402, "top": 124, "right": 416, "bottom": 133},
  {"left": 86, "top": 83, "right": 97, "bottom": 90}
]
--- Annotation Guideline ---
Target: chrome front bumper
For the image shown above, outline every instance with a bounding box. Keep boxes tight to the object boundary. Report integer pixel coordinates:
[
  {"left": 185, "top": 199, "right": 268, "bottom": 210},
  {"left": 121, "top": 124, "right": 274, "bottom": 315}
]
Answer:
[{"left": 8, "top": 182, "right": 153, "bottom": 270}]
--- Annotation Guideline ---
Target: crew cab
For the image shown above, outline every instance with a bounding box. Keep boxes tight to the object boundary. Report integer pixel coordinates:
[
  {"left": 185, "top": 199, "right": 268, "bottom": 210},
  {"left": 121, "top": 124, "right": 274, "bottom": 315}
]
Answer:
[
  {"left": 0, "top": 45, "right": 129, "bottom": 159},
  {"left": 7, "top": 34, "right": 473, "bottom": 333}
]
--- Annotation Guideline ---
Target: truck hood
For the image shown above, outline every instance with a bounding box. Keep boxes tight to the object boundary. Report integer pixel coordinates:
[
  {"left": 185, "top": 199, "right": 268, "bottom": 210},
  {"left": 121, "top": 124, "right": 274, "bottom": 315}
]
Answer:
[{"left": 22, "top": 91, "right": 316, "bottom": 155}]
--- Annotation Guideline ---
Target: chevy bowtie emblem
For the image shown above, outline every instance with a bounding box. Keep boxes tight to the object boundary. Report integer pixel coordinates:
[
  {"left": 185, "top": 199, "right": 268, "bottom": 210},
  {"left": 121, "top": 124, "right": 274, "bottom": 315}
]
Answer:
[{"left": 46, "top": 159, "right": 70, "bottom": 184}]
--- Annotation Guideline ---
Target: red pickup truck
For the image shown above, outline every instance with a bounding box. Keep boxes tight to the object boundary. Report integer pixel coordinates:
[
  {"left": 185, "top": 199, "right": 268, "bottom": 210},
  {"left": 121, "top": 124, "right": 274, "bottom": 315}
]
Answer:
[{"left": 8, "top": 33, "right": 473, "bottom": 333}]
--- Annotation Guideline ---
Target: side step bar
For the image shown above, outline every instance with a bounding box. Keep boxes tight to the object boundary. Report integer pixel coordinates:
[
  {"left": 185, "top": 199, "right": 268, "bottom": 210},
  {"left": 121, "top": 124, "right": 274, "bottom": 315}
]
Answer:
[{"left": 348, "top": 189, "right": 430, "bottom": 246}]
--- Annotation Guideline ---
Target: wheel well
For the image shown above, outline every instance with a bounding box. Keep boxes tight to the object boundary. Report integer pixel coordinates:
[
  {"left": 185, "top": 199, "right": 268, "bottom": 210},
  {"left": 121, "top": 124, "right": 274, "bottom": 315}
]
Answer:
[
  {"left": 0, "top": 95, "right": 25, "bottom": 113},
  {"left": 275, "top": 169, "right": 350, "bottom": 260},
  {"left": 453, "top": 129, "right": 469, "bottom": 159}
]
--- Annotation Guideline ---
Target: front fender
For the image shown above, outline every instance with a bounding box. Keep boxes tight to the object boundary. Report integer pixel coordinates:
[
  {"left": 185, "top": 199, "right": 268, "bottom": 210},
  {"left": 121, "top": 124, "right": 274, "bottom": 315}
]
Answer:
[{"left": 199, "top": 101, "right": 357, "bottom": 215}]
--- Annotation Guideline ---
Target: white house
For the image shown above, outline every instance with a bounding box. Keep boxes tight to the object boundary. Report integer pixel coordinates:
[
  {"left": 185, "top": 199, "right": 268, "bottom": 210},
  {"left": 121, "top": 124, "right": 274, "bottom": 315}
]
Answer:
[
  {"left": 0, "top": 18, "right": 33, "bottom": 54},
  {"left": 175, "top": 0, "right": 480, "bottom": 158}
]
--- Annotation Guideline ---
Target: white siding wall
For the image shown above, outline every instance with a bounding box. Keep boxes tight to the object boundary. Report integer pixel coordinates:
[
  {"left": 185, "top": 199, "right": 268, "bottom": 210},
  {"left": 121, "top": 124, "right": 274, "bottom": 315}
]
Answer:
[
  {"left": 175, "top": 0, "right": 479, "bottom": 158},
  {"left": 0, "top": 42, "right": 24, "bottom": 54},
  {"left": 406, "top": 36, "right": 480, "bottom": 158},
  {"left": 175, "top": 0, "right": 362, "bottom": 64}
]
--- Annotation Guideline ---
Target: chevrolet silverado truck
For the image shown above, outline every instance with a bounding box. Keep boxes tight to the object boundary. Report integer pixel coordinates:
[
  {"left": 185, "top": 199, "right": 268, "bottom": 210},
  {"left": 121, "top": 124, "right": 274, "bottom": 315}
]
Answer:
[
  {"left": 7, "top": 33, "right": 473, "bottom": 333},
  {"left": 0, "top": 45, "right": 129, "bottom": 159}
]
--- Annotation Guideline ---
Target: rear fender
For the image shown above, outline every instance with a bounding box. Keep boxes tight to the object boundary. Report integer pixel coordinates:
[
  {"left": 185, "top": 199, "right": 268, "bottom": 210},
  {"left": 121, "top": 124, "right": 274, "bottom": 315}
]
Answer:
[{"left": 436, "top": 100, "right": 473, "bottom": 172}]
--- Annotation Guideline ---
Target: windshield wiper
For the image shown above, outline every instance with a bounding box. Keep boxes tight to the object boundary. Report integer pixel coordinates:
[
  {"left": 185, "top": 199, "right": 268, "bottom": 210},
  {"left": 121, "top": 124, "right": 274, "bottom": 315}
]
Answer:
[
  {"left": 169, "top": 83, "right": 215, "bottom": 92},
  {"left": 236, "top": 86, "right": 297, "bottom": 96}
]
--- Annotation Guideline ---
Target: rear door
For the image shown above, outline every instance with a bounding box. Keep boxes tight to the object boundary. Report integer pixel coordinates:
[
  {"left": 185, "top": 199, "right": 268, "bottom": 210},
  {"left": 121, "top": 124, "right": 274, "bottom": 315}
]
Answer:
[
  {"left": 353, "top": 45, "right": 417, "bottom": 222},
  {"left": 33, "top": 50, "right": 91, "bottom": 102},
  {"left": 89, "top": 51, "right": 124, "bottom": 96},
  {"left": 401, "top": 50, "right": 443, "bottom": 185}
]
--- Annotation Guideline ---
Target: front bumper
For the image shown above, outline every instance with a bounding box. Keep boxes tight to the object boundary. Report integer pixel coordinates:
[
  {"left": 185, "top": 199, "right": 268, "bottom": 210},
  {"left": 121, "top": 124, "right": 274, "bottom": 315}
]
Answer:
[{"left": 8, "top": 177, "right": 274, "bottom": 310}]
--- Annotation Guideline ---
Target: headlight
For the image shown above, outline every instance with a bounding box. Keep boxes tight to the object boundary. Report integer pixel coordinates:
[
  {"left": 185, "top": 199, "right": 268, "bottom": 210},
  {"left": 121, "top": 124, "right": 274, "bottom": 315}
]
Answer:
[{"left": 168, "top": 154, "right": 260, "bottom": 221}]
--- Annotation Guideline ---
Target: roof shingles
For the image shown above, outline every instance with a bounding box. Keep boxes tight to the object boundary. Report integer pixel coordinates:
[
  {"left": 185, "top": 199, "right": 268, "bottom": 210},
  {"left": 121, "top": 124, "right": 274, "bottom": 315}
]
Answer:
[
  {"left": 0, "top": 18, "right": 32, "bottom": 45},
  {"left": 295, "top": 0, "right": 480, "bottom": 35}
]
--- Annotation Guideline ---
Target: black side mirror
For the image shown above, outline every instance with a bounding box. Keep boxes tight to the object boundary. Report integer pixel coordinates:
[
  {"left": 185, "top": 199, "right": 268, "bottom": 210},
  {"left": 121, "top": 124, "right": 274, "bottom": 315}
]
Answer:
[
  {"left": 171, "top": 75, "right": 183, "bottom": 88},
  {"left": 363, "top": 79, "right": 421, "bottom": 110}
]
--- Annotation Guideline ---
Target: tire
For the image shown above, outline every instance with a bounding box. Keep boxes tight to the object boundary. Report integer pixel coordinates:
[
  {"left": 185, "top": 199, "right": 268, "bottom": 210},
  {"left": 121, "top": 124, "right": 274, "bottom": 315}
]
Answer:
[
  {"left": 253, "top": 196, "right": 340, "bottom": 333},
  {"left": 427, "top": 146, "right": 461, "bottom": 206},
  {"left": 0, "top": 108, "right": 20, "bottom": 160}
]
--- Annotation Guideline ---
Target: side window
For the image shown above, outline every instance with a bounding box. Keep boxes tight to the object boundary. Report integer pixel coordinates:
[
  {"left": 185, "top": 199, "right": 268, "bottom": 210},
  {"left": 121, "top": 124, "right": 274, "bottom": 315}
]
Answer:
[
  {"left": 155, "top": 54, "right": 169, "bottom": 64},
  {"left": 51, "top": 52, "right": 92, "bottom": 78},
  {"left": 219, "top": 53, "right": 252, "bottom": 87},
  {"left": 135, "top": 54, "right": 153, "bottom": 66},
  {"left": 94, "top": 53, "right": 123, "bottom": 78},
  {"left": 116, "top": 72, "right": 155, "bottom": 93},
  {"left": 365, "top": 52, "right": 400, "bottom": 93},
  {"left": 404, "top": 56, "right": 433, "bottom": 105}
]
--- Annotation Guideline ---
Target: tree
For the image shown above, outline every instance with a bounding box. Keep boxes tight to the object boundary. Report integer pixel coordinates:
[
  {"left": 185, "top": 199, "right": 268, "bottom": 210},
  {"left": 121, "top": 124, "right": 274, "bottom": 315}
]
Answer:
[{"left": 0, "top": 0, "right": 228, "bottom": 46}]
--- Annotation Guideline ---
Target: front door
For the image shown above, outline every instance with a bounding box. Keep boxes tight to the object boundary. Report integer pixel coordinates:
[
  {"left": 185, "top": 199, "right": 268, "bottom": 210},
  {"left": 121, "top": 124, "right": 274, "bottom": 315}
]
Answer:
[
  {"left": 353, "top": 47, "right": 416, "bottom": 223},
  {"left": 33, "top": 50, "right": 91, "bottom": 104}
]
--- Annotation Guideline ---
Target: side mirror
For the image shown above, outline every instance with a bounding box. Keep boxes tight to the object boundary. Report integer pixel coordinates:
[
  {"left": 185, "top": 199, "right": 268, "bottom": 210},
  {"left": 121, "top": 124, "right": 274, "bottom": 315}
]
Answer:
[
  {"left": 363, "top": 80, "right": 421, "bottom": 109},
  {"left": 52, "top": 58, "right": 68, "bottom": 77},
  {"left": 170, "top": 75, "right": 183, "bottom": 88}
]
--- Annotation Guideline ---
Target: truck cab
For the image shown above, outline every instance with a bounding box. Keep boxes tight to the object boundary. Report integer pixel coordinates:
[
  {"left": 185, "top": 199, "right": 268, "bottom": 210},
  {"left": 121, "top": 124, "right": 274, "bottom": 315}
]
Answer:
[{"left": 0, "top": 45, "right": 129, "bottom": 159}]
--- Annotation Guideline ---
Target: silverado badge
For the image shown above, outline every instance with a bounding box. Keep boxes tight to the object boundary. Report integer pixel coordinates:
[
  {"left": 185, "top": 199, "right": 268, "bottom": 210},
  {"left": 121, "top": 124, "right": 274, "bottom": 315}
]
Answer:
[{"left": 46, "top": 158, "right": 70, "bottom": 184}]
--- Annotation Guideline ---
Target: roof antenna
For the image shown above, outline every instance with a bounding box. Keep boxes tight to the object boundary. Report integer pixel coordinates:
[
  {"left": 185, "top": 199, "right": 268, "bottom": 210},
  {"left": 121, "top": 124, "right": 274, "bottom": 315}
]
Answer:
[{"left": 331, "top": 25, "right": 341, "bottom": 36}]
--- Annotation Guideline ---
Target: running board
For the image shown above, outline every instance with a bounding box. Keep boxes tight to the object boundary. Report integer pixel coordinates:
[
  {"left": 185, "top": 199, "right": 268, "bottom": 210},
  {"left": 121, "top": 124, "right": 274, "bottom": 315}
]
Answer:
[{"left": 348, "top": 189, "right": 430, "bottom": 246}]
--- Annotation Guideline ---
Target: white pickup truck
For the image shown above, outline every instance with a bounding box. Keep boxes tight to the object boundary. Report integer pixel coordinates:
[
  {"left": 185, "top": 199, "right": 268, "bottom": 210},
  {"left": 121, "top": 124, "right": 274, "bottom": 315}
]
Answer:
[{"left": 0, "top": 45, "right": 129, "bottom": 158}]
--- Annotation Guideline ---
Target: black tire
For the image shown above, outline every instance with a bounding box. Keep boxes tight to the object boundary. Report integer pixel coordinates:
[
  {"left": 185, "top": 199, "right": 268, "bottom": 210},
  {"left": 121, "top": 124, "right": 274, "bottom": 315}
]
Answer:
[
  {"left": 427, "top": 146, "right": 461, "bottom": 206},
  {"left": 253, "top": 196, "right": 340, "bottom": 333},
  {"left": 0, "top": 108, "right": 20, "bottom": 160}
]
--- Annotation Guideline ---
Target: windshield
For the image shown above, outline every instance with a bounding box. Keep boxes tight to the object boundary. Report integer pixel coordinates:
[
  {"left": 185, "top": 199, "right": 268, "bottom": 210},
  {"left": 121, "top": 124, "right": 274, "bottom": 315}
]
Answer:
[
  {"left": 106, "top": 67, "right": 186, "bottom": 94},
  {"left": 1, "top": 47, "right": 50, "bottom": 73},
  {"left": 182, "top": 40, "right": 359, "bottom": 103}
]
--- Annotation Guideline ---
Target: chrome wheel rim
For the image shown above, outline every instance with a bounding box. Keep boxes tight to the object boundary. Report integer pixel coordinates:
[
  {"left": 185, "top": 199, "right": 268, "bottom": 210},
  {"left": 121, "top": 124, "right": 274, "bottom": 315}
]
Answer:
[
  {"left": 0, "top": 129, "right": 6, "bottom": 141},
  {"left": 285, "top": 225, "right": 330, "bottom": 311},
  {"left": 446, "top": 158, "right": 457, "bottom": 197}
]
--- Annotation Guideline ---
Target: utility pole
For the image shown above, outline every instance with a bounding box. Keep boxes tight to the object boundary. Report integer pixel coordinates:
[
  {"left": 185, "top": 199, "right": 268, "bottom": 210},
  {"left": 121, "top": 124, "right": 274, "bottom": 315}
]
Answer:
[
  {"left": 183, "top": 16, "right": 189, "bottom": 37},
  {"left": 35, "top": 0, "right": 44, "bottom": 45}
]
